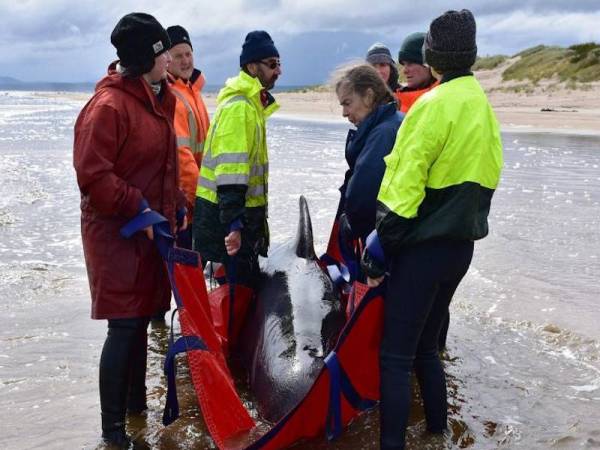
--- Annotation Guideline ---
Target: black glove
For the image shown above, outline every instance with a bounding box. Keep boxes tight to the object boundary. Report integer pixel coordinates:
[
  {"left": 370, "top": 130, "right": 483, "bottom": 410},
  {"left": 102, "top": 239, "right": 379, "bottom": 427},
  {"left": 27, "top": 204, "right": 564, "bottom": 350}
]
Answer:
[
  {"left": 360, "top": 230, "right": 386, "bottom": 279},
  {"left": 360, "top": 247, "right": 386, "bottom": 279},
  {"left": 338, "top": 213, "right": 354, "bottom": 255}
]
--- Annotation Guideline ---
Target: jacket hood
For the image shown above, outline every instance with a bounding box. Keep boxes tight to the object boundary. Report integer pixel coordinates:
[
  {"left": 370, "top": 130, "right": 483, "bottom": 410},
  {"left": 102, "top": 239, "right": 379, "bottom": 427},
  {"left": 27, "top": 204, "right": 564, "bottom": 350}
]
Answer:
[
  {"left": 97, "top": 61, "right": 174, "bottom": 117},
  {"left": 216, "top": 70, "right": 279, "bottom": 117},
  {"left": 217, "top": 70, "right": 261, "bottom": 103}
]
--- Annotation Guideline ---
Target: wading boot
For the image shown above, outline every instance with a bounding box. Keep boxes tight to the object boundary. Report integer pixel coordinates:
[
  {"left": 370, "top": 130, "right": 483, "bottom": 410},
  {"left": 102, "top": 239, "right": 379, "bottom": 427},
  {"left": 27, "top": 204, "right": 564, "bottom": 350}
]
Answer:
[
  {"left": 127, "top": 326, "right": 149, "bottom": 415},
  {"left": 100, "top": 321, "right": 138, "bottom": 448}
]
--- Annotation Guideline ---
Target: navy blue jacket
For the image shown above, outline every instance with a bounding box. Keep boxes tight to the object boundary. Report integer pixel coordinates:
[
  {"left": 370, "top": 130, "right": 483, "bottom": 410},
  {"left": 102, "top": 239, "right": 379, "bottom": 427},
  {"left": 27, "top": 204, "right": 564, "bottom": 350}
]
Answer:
[{"left": 340, "top": 102, "right": 403, "bottom": 241}]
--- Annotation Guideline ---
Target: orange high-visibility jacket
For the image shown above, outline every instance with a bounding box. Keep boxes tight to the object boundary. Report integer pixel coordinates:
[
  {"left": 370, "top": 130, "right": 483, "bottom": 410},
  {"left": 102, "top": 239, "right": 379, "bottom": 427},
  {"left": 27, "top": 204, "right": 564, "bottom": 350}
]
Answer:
[
  {"left": 168, "top": 69, "right": 210, "bottom": 216},
  {"left": 395, "top": 80, "right": 439, "bottom": 114}
]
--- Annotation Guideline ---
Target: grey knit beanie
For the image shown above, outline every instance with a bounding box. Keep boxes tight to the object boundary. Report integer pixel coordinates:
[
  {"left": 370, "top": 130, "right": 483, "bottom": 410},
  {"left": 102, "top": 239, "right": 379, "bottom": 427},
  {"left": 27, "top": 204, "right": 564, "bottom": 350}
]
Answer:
[
  {"left": 366, "top": 42, "right": 396, "bottom": 66},
  {"left": 423, "top": 9, "right": 477, "bottom": 72}
]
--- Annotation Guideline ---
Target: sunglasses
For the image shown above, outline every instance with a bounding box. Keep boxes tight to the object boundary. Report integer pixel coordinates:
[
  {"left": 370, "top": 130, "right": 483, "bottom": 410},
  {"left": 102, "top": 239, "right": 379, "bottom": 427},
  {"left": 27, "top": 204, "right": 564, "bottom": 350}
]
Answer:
[{"left": 258, "top": 59, "right": 281, "bottom": 69}]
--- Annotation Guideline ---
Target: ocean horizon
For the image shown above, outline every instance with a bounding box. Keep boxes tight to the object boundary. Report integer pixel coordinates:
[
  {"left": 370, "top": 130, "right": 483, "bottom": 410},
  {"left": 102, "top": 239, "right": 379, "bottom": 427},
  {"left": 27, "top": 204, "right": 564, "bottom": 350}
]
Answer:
[{"left": 0, "top": 80, "right": 317, "bottom": 94}]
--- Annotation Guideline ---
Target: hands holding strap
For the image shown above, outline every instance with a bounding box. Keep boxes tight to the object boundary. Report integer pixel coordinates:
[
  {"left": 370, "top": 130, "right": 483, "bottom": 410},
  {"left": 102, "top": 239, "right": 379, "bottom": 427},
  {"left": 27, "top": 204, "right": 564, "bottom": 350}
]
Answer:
[{"left": 361, "top": 230, "right": 387, "bottom": 287}]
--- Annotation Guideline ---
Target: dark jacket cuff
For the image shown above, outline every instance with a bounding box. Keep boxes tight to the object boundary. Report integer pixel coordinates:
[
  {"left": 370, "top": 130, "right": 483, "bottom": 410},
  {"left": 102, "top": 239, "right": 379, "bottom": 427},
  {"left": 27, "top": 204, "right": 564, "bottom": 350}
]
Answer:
[{"left": 229, "top": 218, "right": 244, "bottom": 232}]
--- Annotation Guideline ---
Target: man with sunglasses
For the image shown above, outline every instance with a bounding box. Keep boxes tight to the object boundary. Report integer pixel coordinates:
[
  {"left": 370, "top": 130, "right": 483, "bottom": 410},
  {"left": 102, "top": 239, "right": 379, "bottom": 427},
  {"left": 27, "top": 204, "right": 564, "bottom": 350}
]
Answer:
[{"left": 193, "top": 30, "right": 281, "bottom": 288}]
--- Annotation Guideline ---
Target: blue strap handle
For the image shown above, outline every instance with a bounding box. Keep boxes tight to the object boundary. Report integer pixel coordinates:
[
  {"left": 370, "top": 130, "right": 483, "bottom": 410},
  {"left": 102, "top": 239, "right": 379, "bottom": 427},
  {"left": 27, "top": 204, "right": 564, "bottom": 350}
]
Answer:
[
  {"left": 120, "top": 210, "right": 166, "bottom": 238},
  {"left": 326, "top": 264, "right": 351, "bottom": 294},
  {"left": 365, "top": 230, "right": 385, "bottom": 265},
  {"left": 162, "top": 335, "right": 208, "bottom": 426},
  {"left": 120, "top": 209, "right": 174, "bottom": 259},
  {"left": 324, "top": 351, "right": 377, "bottom": 441},
  {"left": 338, "top": 232, "right": 361, "bottom": 283}
]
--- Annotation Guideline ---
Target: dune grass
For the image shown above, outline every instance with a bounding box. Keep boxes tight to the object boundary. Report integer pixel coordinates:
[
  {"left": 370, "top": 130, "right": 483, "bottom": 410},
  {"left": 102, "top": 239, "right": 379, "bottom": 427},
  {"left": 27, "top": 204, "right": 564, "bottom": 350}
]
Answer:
[
  {"left": 472, "top": 55, "right": 508, "bottom": 71},
  {"left": 501, "top": 43, "right": 600, "bottom": 83}
]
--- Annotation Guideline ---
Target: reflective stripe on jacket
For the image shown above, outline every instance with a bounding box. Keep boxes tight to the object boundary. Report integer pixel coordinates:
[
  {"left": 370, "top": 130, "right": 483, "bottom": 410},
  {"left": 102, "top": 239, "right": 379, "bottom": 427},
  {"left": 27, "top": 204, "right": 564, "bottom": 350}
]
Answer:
[
  {"left": 168, "top": 70, "right": 210, "bottom": 214},
  {"left": 196, "top": 71, "right": 278, "bottom": 208},
  {"left": 377, "top": 75, "right": 503, "bottom": 254}
]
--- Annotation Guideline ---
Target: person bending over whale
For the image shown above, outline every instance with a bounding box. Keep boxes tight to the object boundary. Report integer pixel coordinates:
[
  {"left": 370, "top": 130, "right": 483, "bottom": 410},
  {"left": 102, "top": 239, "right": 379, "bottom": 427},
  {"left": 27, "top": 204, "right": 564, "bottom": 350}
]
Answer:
[{"left": 334, "top": 64, "right": 403, "bottom": 279}]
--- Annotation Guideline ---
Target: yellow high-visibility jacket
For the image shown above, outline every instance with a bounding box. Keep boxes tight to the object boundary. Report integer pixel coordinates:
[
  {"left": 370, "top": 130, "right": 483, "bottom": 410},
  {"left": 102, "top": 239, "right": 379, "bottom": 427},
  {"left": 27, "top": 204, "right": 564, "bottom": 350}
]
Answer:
[
  {"left": 193, "top": 70, "right": 279, "bottom": 262},
  {"left": 376, "top": 75, "right": 503, "bottom": 254}
]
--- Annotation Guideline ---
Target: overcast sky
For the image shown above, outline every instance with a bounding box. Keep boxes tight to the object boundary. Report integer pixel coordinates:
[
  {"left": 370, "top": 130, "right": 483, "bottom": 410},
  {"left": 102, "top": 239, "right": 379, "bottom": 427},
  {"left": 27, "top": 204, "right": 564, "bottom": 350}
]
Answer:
[{"left": 1, "top": 0, "right": 599, "bottom": 85}]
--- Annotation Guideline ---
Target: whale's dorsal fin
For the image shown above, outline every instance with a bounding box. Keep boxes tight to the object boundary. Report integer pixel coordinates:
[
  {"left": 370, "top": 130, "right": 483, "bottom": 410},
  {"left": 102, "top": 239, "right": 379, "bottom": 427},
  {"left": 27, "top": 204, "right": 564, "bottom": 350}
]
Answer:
[{"left": 295, "top": 195, "right": 317, "bottom": 260}]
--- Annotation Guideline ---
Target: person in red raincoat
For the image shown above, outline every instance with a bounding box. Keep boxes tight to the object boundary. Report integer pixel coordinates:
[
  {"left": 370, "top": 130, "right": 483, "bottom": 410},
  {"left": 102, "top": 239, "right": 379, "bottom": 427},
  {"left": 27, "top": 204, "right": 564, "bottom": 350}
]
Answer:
[{"left": 73, "top": 12, "right": 185, "bottom": 447}]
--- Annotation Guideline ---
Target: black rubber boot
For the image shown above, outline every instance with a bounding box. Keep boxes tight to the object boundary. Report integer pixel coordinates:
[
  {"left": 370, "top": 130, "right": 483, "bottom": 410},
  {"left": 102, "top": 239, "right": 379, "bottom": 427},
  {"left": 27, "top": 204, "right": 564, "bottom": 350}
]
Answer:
[
  {"left": 99, "top": 319, "right": 146, "bottom": 447},
  {"left": 101, "top": 428, "right": 131, "bottom": 448},
  {"left": 127, "top": 320, "right": 149, "bottom": 414}
]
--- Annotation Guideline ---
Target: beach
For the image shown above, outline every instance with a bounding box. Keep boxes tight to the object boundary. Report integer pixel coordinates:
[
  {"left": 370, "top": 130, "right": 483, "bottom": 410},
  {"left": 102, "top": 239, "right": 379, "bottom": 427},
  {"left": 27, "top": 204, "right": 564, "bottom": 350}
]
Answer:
[
  {"left": 199, "top": 66, "right": 600, "bottom": 135},
  {"left": 204, "top": 88, "right": 600, "bottom": 134},
  {"left": 1, "top": 82, "right": 599, "bottom": 449},
  {"left": 36, "top": 62, "right": 600, "bottom": 135}
]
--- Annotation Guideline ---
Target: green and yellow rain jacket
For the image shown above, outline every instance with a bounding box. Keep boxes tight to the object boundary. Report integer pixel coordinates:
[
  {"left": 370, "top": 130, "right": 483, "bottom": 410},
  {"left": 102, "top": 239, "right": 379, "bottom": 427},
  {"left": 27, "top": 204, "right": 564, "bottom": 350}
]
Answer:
[
  {"left": 376, "top": 74, "right": 503, "bottom": 254},
  {"left": 193, "top": 71, "right": 279, "bottom": 262}
]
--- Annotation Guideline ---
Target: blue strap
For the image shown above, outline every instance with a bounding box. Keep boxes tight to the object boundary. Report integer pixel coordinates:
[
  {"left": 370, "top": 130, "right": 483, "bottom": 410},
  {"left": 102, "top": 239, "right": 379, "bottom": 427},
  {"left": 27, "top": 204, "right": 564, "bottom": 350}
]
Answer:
[
  {"left": 324, "top": 352, "right": 342, "bottom": 441},
  {"left": 365, "top": 230, "right": 385, "bottom": 265},
  {"left": 324, "top": 351, "right": 377, "bottom": 441},
  {"left": 120, "top": 209, "right": 174, "bottom": 259},
  {"left": 338, "top": 363, "right": 377, "bottom": 412},
  {"left": 162, "top": 335, "right": 208, "bottom": 426},
  {"left": 120, "top": 210, "right": 166, "bottom": 238},
  {"left": 326, "top": 264, "right": 351, "bottom": 295},
  {"left": 338, "top": 233, "right": 362, "bottom": 284}
]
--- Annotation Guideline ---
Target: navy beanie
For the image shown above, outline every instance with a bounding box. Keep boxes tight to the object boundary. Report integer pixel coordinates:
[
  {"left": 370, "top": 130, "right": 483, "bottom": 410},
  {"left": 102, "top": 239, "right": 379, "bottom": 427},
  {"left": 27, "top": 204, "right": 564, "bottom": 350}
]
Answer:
[
  {"left": 424, "top": 9, "right": 477, "bottom": 72},
  {"left": 111, "top": 13, "right": 171, "bottom": 69},
  {"left": 167, "top": 25, "right": 192, "bottom": 50},
  {"left": 240, "top": 30, "right": 279, "bottom": 66}
]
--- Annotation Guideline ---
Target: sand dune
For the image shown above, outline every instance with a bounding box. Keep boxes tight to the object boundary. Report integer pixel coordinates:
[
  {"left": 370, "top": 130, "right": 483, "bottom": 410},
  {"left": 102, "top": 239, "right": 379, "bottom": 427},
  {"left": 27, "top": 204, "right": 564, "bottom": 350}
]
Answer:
[{"left": 36, "top": 63, "right": 600, "bottom": 135}]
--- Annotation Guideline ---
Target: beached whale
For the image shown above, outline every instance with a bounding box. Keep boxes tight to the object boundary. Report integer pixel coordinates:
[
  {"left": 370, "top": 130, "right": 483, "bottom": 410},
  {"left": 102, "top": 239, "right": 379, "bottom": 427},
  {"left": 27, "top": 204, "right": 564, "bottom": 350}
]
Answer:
[{"left": 241, "top": 196, "right": 346, "bottom": 423}]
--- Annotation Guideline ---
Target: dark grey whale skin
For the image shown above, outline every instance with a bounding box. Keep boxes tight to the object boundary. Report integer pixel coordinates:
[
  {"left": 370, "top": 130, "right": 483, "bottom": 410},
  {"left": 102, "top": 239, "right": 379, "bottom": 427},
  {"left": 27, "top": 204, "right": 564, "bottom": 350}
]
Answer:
[{"left": 240, "top": 196, "right": 345, "bottom": 423}]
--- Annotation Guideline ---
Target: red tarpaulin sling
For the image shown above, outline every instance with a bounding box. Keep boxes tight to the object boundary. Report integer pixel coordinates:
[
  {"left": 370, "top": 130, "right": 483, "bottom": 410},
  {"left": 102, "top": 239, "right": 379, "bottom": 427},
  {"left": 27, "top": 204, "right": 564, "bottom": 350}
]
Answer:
[
  {"left": 154, "top": 211, "right": 385, "bottom": 449},
  {"left": 163, "top": 248, "right": 255, "bottom": 449}
]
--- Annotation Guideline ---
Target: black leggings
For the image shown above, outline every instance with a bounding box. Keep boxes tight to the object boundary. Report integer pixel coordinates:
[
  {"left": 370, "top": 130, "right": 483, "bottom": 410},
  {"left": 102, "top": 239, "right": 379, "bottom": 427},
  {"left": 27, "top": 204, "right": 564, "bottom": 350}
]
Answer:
[
  {"left": 99, "top": 317, "right": 150, "bottom": 431},
  {"left": 379, "top": 239, "right": 473, "bottom": 449}
]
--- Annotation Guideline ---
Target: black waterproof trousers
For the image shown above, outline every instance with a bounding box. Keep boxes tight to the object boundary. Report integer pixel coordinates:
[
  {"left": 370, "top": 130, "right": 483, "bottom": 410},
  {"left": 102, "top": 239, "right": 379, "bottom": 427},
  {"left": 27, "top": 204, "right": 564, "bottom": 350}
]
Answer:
[{"left": 379, "top": 239, "right": 473, "bottom": 449}]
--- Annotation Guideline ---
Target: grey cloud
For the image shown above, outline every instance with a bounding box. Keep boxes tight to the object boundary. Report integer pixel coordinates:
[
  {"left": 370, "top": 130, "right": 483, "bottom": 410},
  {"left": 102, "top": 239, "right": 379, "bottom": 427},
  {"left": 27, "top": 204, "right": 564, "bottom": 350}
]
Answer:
[{"left": 1, "top": 0, "right": 599, "bottom": 83}]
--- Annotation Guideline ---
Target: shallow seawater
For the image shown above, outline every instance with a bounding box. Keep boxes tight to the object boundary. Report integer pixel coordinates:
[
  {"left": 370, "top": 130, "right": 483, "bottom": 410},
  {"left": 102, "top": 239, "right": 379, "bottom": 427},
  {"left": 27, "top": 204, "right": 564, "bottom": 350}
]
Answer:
[{"left": 0, "top": 91, "right": 599, "bottom": 449}]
